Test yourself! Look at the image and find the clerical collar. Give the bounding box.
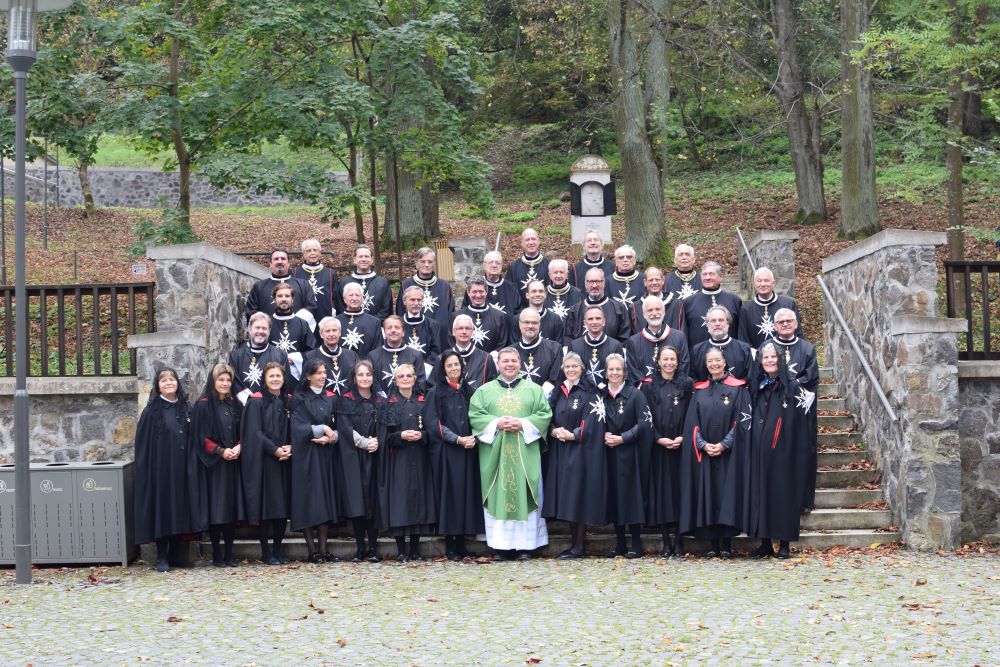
[403,312,425,326]
[518,336,541,350]
[585,295,608,307]
[413,273,438,288]
[643,325,671,342]
[466,302,490,313]
[701,287,722,296]
[270,273,291,282]
[499,377,522,389]
[612,270,640,283]
[320,344,342,358]
[301,263,324,274]
[775,335,798,345]
[344,308,363,316]
[248,342,269,353]
[709,335,733,347]
[547,282,571,296]
[382,343,407,352]
[159,395,178,404]
[485,276,505,288]
[583,255,606,266]
[352,270,377,280]
[674,269,697,282]
[584,333,608,347]
[454,344,475,357]
[755,293,777,306]
[519,253,543,267]
[273,312,294,321]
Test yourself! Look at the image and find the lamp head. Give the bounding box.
[7,0,73,61]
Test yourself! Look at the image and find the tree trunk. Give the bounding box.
[839,0,880,239]
[946,0,965,260]
[368,146,381,268]
[608,0,667,261]
[421,182,439,238]
[168,28,192,228]
[77,161,96,219]
[384,156,425,248]
[771,0,827,224]
[961,5,988,138]
[643,0,671,177]
[342,121,365,243]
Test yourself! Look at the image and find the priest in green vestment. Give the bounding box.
[469,347,553,559]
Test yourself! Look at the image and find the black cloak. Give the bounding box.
[640,374,693,526]
[288,383,341,530]
[336,389,379,521]
[191,376,243,527]
[375,390,437,535]
[602,383,652,526]
[240,389,292,525]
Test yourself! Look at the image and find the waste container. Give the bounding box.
[0,461,136,567]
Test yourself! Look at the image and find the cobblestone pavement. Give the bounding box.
[1,549,998,665]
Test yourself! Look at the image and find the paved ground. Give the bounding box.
[1,549,998,665]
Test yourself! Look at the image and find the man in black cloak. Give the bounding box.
[370,315,427,394]
[626,294,689,385]
[245,248,317,329]
[564,267,632,345]
[691,305,755,382]
[455,278,510,353]
[684,261,743,350]
[544,259,583,324]
[571,229,615,289]
[738,267,801,349]
[663,243,702,302]
[568,306,623,390]
[514,308,564,391]
[432,314,498,392]
[304,316,360,396]
[469,250,521,314]
[337,244,393,319]
[518,280,564,344]
[228,312,291,404]
[633,266,686,335]
[506,227,549,307]
[606,244,645,313]
[268,282,316,381]
[396,246,454,328]
[337,282,382,358]
[292,238,337,323]
[399,285,447,367]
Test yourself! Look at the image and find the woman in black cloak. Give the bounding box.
[289,358,340,563]
[542,351,607,559]
[133,367,194,572]
[426,350,484,561]
[240,361,292,565]
[376,363,436,562]
[602,353,652,558]
[336,360,381,563]
[747,342,812,559]
[640,345,693,558]
[678,347,752,558]
[192,362,243,567]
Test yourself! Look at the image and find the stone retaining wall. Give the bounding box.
[738,230,798,298]
[822,230,967,549]
[956,362,1000,542]
[0,377,138,463]
[5,166,346,209]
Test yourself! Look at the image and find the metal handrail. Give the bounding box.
[816,274,898,422]
[0,163,58,187]
[735,226,757,275]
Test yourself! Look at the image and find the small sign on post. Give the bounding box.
[130,263,148,276]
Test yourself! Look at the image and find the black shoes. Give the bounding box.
[492,550,511,561]
[753,544,775,560]
[351,550,366,563]
[366,549,380,563]
[446,550,462,562]
[155,559,169,573]
[776,546,791,559]
[395,553,408,563]
[515,550,531,561]
[557,548,585,560]
[308,552,325,564]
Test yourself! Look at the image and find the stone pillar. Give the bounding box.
[956,361,1000,543]
[821,230,966,550]
[127,243,268,403]
[738,230,799,297]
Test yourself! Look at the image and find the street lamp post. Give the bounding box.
[6,0,73,585]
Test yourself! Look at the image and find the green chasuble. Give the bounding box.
[469,378,553,521]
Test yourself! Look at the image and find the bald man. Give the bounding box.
[507,227,550,307]
[738,267,801,348]
[663,244,702,301]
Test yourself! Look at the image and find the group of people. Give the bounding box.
[133,228,819,570]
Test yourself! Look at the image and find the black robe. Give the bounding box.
[564,296,632,345]
[396,273,455,329]
[746,356,810,541]
[455,303,510,353]
[572,256,615,290]
[640,375,692,526]
[430,345,498,393]
[690,336,755,383]
[426,382,485,535]
[336,390,379,521]
[133,395,194,544]
[376,391,437,535]
[606,270,645,314]
[633,293,686,336]
[568,333,623,390]
[402,312,446,367]
[544,282,583,324]
[737,293,801,349]
[339,271,393,320]
[516,337,564,387]
[769,335,819,510]
[192,392,243,527]
[228,343,291,403]
[268,313,316,357]
[678,375,752,539]
[625,326,690,386]
[463,277,521,315]
[240,391,291,524]
[370,344,427,395]
[289,388,340,530]
[292,263,338,323]
[246,275,317,323]
[603,384,652,526]
[664,269,702,303]
[336,310,382,358]
[541,380,608,525]
[507,253,550,306]
[683,288,743,350]
[511,307,564,345]
[303,345,359,397]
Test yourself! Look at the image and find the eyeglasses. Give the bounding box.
[775,319,795,325]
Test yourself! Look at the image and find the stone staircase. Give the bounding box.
[174,369,899,564]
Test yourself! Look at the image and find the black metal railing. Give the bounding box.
[0,283,156,377]
[945,261,1000,360]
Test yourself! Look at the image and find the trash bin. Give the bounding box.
[0,461,136,567]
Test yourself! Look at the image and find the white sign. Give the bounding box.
[131,263,148,276]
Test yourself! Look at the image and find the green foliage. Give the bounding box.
[511,164,567,188]
[498,210,539,223]
[497,222,526,234]
[128,206,199,257]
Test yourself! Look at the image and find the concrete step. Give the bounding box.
[817,383,841,398]
[817,469,879,488]
[814,488,883,509]
[820,367,834,382]
[817,449,868,467]
[167,528,901,564]
[818,397,846,411]
[818,414,855,431]
[800,508,891,531]
[818,432,861,448]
